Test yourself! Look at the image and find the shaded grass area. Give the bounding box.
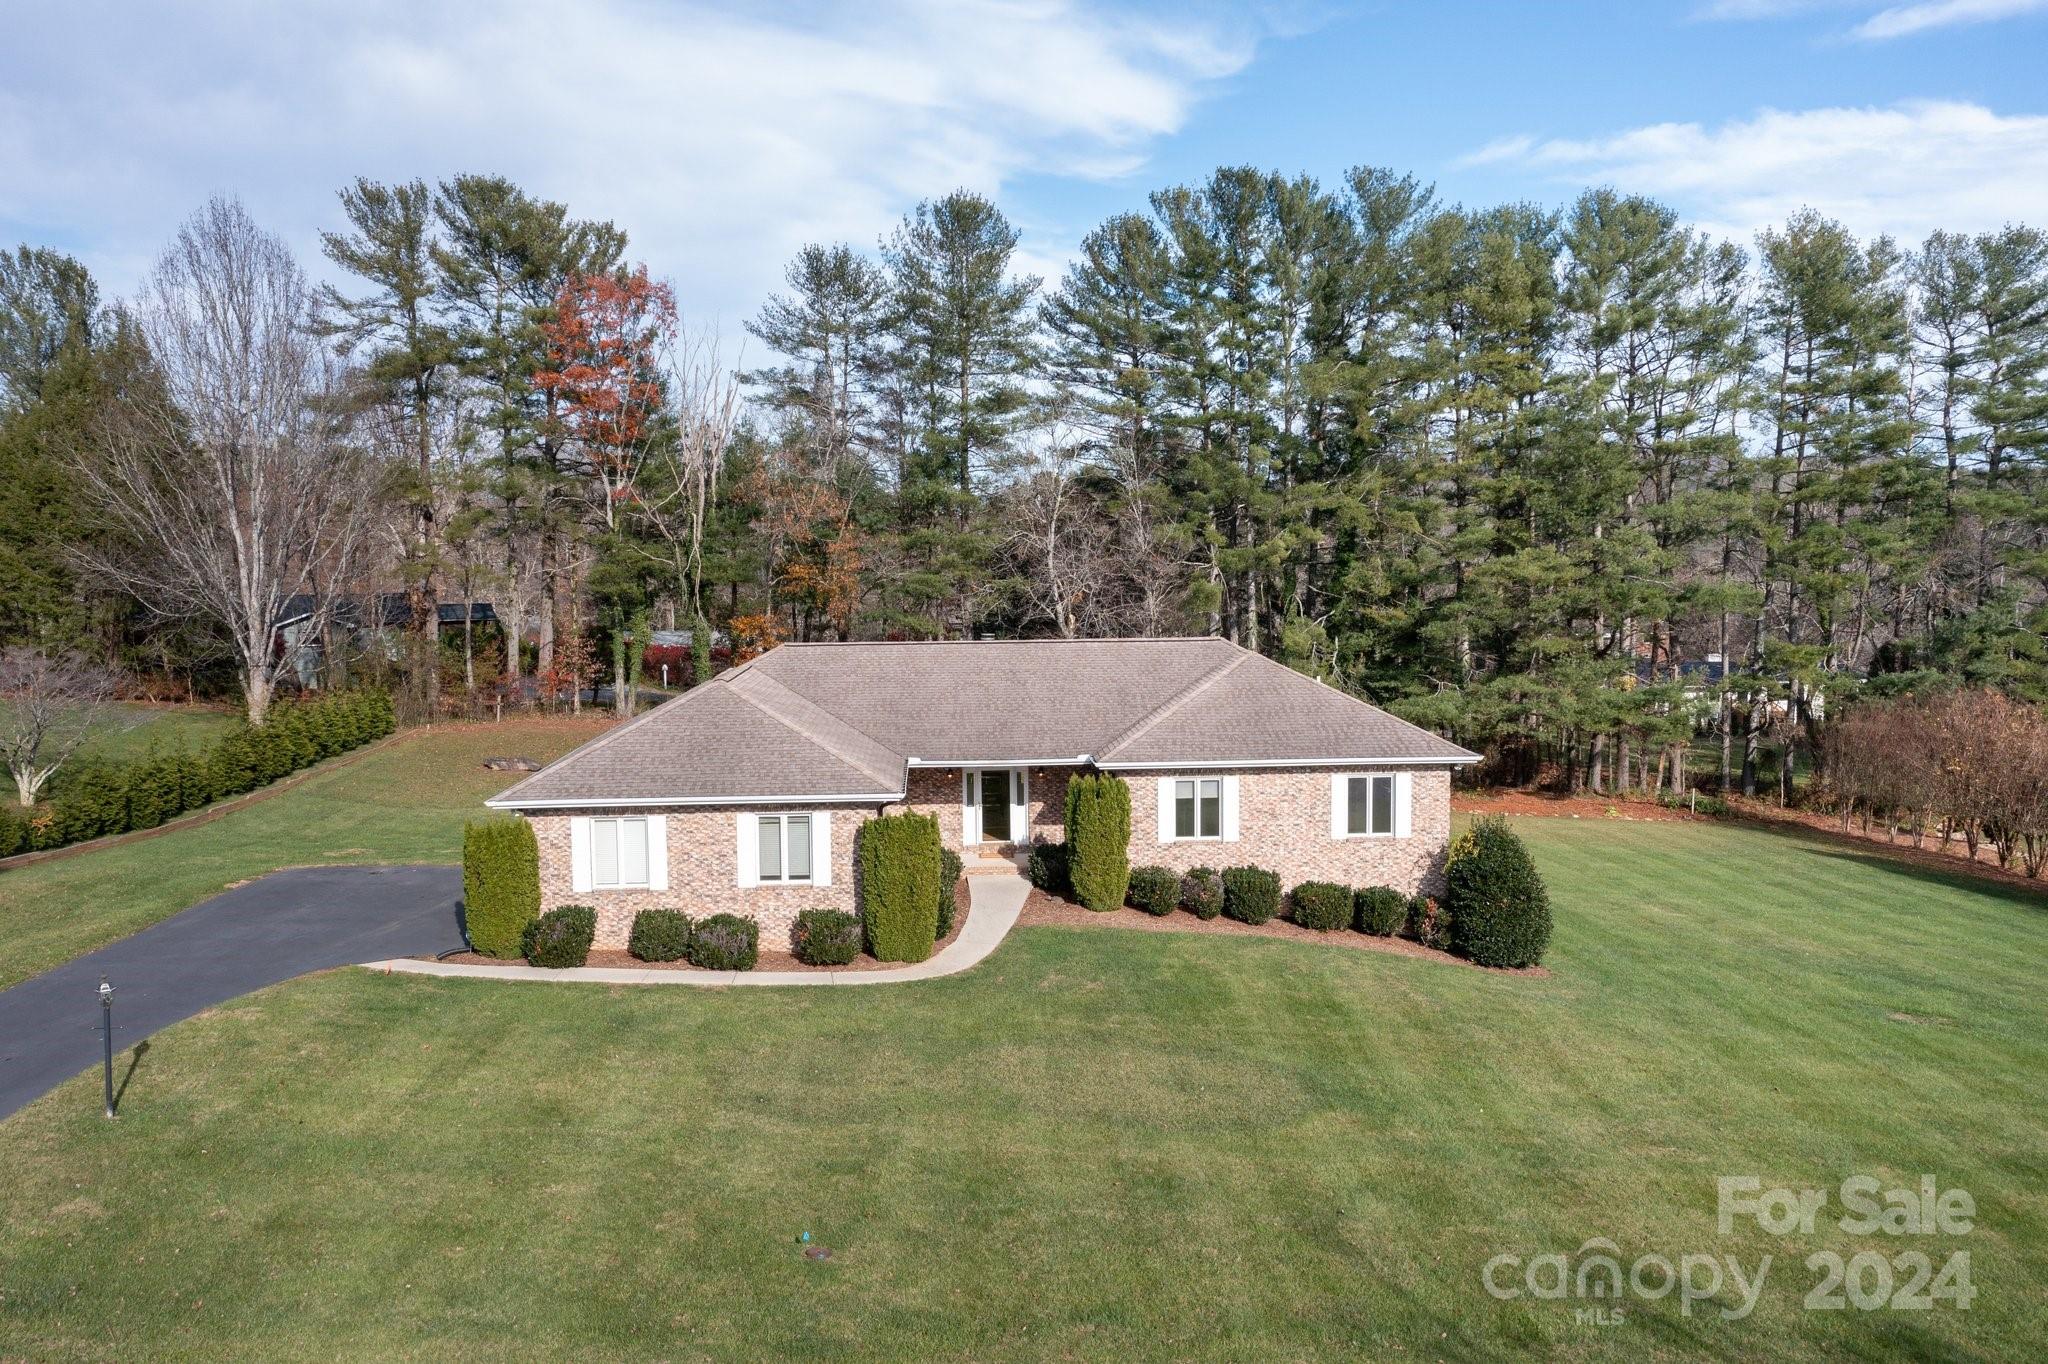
[0,701,240,780]
[3,819,2044,1361]
[0,717,606,989]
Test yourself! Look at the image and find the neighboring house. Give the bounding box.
[273,594,499,687]
[486,638,1479,950]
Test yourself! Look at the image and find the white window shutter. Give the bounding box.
[1157,777,1175,843]
[569,816,593,893]
[736,812,759,887]
[961,771,976,845]
[812,811,833,887]
[646,815,669,891]
[1394,772,1413,837]
[1222,775,1241,842]
[1330,774,1347,838]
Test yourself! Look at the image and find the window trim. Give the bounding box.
[1156,773,1238,844]
[591,815,653,888]
[1333,772,1409,840]
[755,812,815,884]
[1170,777,1223,842]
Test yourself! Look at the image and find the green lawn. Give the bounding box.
[0,699,241,771]
[0,716,607,990]
[1,814,2042,1361]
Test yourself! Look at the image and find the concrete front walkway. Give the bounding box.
[363,872,1031,986]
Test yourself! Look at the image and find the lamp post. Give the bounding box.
[98,976,115,1119]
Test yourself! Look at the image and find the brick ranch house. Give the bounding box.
[486,638,1479,950]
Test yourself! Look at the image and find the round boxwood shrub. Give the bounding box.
[463,817,541,958]
[1444,816,1551,967]
[523,905,595,968]
[628,909,693,962]
[1064,773,1131,911]
[791,908,861,966]
[1180,867,1223,919]
[688,913,760,971]
[1026,841,1070,896]
[937,847,963,938]
[1290,881,1352,931]
[1126,865,1179,916]
[1354,885,1407,936]
[1221,866,1281,925]
[859,812,941,962]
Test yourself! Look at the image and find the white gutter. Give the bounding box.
[1096,755,1479,770]
[905,756,1092,767]
[485,790,906,810]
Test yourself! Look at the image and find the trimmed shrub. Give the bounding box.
[463,818,541,958]
[1026,840,1070,896]
[1290,881,1352,931]
[523,905,595,968]
[1403,894,1447,948]
[1221,866,1281,925]
[0,805,21,858]
[792,908,862,966]
[859,812,941,962]
[1354,885,1407,936]
[1445,816,1551,968]
[688,913,760,971]
[937,847,963,938]
[628,909,693,962]
[59,759,128,843]
[1180,866,1223,919]
[1064,773,1131,911]
[1126,865,1179,916]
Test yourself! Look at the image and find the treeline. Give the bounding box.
[2,167,2044,797]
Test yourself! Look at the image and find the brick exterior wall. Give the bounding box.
[899,765,1072,853]
[1122,766,1451,896]
[516,764,1450,950]
[528,804,877,951]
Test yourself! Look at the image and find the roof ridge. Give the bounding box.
[487,677,729,805]
[725,669,905,787]
[1095,646,1253,762]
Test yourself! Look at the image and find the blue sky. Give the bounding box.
[4,0,2045,330]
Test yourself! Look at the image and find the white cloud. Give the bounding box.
[0,0,1260,324]
[1852,0,2048,37]
[1459,100,2048,246]
[1694,0,2048,34]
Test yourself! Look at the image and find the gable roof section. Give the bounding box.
[1094,648,1475,767]
[489,637,1476,809]
[739,637,1242,762]
[485,681,907,808]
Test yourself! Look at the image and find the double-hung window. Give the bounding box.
[756,813,813,883]
[592,816,651,888]
[1344,775,1396,837]
[1172,778,1222,840]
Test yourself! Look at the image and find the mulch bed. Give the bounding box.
[1016,888,1549,977]
[432,878,975,972]
[1453,790,1697,822]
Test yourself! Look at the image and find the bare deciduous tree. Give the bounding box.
[75,197,374,725]
[0,646,120,805]
[637,328,743,618]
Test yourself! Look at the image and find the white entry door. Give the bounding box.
[963,768,1028,845]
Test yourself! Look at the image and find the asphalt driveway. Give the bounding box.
[0,865,464,1121]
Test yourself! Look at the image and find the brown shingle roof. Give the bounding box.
[489,638,1476,808]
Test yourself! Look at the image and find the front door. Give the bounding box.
[966,768,1024,845]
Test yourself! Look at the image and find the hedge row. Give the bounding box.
[0,690,395,859]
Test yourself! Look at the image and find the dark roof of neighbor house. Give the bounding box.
[488,638,1478,809]
[272,594,496,630]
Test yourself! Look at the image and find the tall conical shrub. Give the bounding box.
[859,812,941,962]
[463,817,541,958]
[1064,773,1131,911]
